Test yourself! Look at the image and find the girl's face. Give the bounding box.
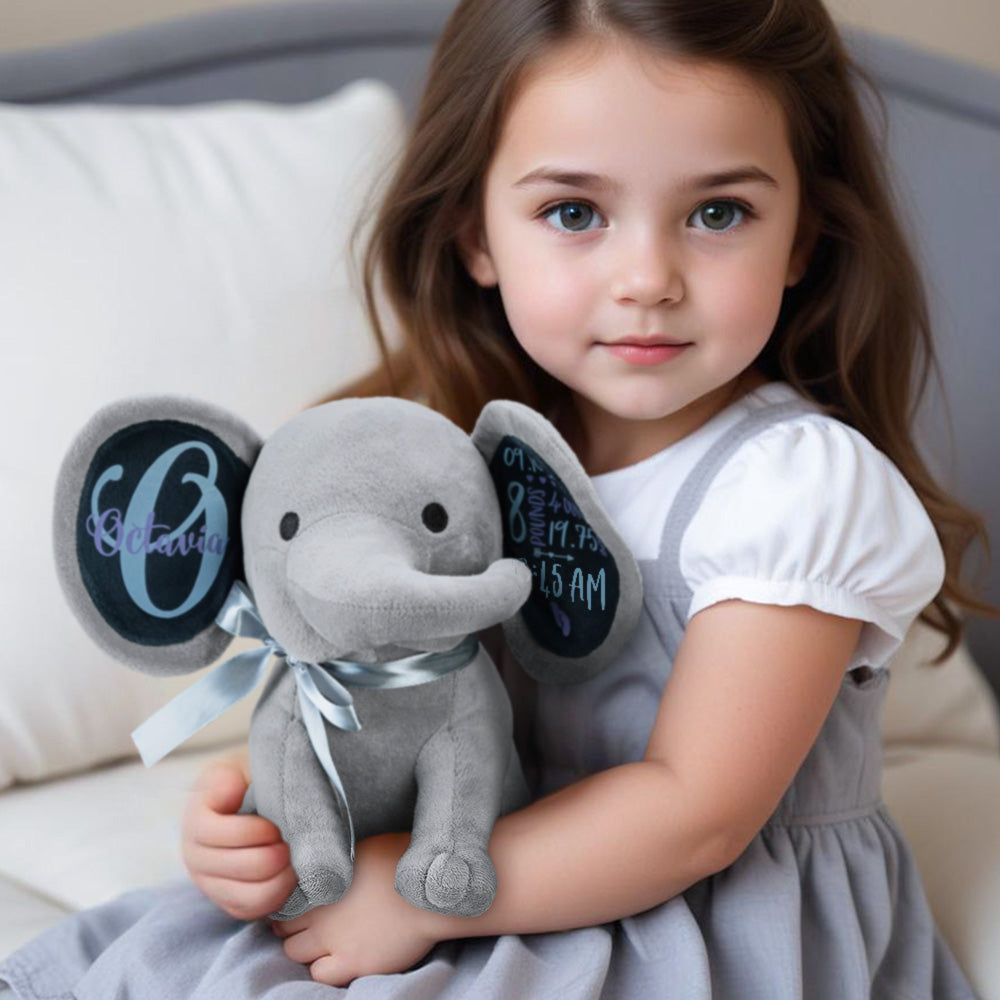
[458,35,816,472]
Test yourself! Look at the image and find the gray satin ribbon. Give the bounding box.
[131,580,480,860]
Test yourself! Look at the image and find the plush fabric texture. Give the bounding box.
[53,396,262,676]
[51,394,644,920]
[0,79,407,787]
[472,401,643,685]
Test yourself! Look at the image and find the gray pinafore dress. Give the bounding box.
[0,397,979,999]
[519,396,980,998]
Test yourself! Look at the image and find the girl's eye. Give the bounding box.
[538,197,756,236]
[690,199,756,234]
[538,201,605,234]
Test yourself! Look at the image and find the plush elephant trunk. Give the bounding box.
[285,517,533,656]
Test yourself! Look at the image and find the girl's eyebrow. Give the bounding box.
[512,164,780,193]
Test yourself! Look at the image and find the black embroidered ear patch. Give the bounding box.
[489,435,620,658]
[75,419,251,647]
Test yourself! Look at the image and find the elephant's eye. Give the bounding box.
[421,502,448,533]
[279,512,300,541]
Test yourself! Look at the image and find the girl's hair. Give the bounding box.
[325,0,998,664]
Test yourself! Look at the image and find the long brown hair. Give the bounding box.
[324,0,999,664]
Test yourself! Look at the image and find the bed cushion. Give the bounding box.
[883,615,1000,757]
[0,743,229,961]
[881,743,1000,996]
[0,79,406,788]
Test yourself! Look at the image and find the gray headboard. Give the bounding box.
[2,0,998,702]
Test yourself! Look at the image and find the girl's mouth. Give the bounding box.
[603,342,691,366]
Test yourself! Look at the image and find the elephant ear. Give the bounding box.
[472,400,642,684]
[52,395,261,676]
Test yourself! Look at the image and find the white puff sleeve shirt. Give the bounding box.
[682,417,946,672]
[591,386,947,675]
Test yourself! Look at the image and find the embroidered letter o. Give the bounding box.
[92,441,228,619]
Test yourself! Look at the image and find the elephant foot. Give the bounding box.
[395,842,497,917]
[268,862,352,921]
[268,883,311,921]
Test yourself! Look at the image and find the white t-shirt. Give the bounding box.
[589,381,946,674]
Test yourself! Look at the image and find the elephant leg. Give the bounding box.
[500,745,532,814]
[237,779,320,920]
[394,719,507,918]
[248,673,353,921]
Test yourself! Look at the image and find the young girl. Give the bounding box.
[2,0,994,997]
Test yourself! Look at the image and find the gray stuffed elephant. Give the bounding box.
[52,395,642,920]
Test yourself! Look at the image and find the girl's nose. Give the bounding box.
[610,230,683,306]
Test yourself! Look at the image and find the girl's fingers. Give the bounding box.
[186,806,285,849]
[269,913,310,937]
[184,838,291,883]
[196,761,251,813]
[281,929,325,965]
[192,867,300,923]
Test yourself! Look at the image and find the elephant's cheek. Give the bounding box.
[243,550,328,661]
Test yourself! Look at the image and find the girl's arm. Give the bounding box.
[425,599,863,940]
[427,759,731,939]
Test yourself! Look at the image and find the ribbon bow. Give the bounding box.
[131,580,480,860]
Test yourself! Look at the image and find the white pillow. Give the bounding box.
[883,613,1000,758]
[0,80,407,788]
[881,745,1000,998]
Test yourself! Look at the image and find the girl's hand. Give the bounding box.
[181,757,299,921]
[269,832,442,986]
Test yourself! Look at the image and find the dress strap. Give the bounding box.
[652,397,822,604]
